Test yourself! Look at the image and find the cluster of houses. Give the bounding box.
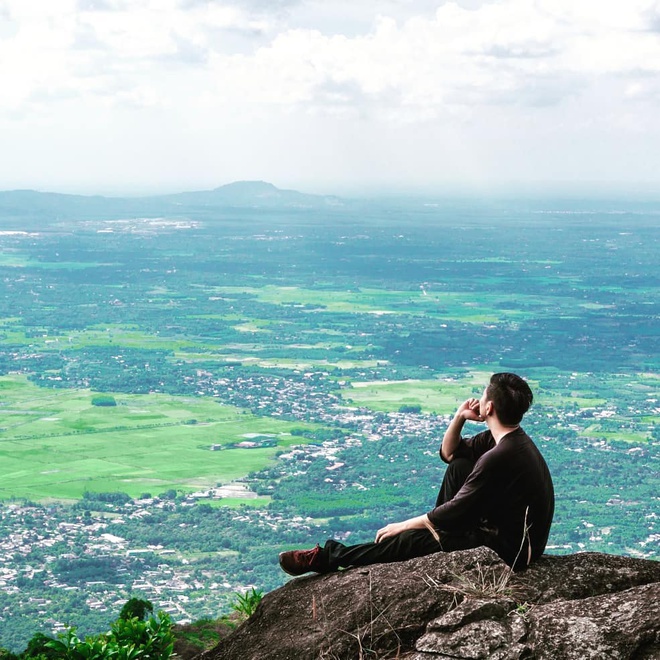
[0,500,257,633]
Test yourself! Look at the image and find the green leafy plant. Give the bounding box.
[44,628,108,660]
[44,611,174,660]
[231,588,263,620]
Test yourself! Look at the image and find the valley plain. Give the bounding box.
[0,188,657,649]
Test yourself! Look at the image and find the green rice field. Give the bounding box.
[203,284,582,324]
[345,368,497,413]
[0,375,316,501]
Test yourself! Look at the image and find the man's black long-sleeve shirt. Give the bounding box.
[427,427,554,569]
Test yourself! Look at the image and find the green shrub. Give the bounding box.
[91,395,117,407]
[0,647,19,660]
[44,612,174,660]
[119,599,154,622]
[398,404,421,413]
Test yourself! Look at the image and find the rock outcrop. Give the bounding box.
[202,548,660,659]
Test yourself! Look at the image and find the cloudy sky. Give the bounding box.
[1,0,660,195]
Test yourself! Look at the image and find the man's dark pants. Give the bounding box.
[320,457,485,571]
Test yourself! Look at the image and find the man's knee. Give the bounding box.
[437,457,475,505]
[446,457,474,482]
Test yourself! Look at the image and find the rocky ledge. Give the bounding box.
[202,548,659,659]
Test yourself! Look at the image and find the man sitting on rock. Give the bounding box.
[279,372,554,575]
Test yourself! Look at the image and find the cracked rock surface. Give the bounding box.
[200,548,660,660]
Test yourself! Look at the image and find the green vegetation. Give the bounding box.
[347,377,478,413]
[118,599,154,622]
[0,376,321,500]
[171,618,233,659]
[91,395,117,407]
[0,599,173,660]
[230,588,263,621]
[0,196,657,651]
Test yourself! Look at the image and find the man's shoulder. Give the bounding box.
[494,428,551,471]
[462,430,496,459]
[479,429,530,463]
[500,427,535,446]
[451,430,494,463]
[466,429,495,446]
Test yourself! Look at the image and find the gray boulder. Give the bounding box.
[201,548,660,659]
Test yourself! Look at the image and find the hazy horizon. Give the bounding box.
[3,179,660,203]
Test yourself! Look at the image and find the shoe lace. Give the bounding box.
[299,544,321,567]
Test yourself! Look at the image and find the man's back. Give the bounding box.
[476,428,554,566]
[429,427,554,569]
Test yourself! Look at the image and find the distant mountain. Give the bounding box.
[0,181,343,224]
[161,180,342,209]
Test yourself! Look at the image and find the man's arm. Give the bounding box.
[375,514,432,543]
[373,400,486,544]
[441,398,483,462]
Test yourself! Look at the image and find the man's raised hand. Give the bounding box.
[459,398,483,422]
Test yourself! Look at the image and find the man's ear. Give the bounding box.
[484,401,494,417]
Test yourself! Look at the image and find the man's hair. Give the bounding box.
[486,372,533,426]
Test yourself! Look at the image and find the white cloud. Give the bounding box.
[1,0,659,191]
[4,0,660,117]
[189,0,660,125]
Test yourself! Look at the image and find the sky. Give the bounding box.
[1,0,660,196]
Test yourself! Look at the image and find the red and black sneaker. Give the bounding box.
[279,544,326,576]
